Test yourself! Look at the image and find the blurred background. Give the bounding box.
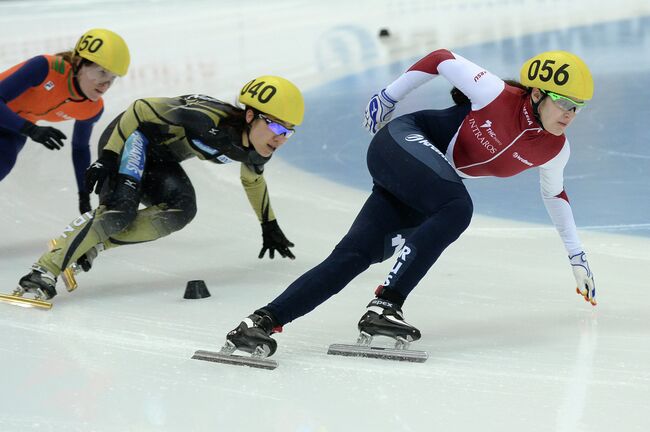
[1,1,649,431]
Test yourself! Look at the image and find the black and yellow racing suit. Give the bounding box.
[38,94,279,277]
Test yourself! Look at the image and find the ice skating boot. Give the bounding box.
[17,265,58,300]
[192,310,281,370]
[225,310,279,357]
[0,266,57,309]
[357,298,421,347]
[327,295,427,362]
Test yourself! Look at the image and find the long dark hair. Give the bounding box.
[214,103,248,133]
[220,104,274,136]
[177,95,250,135]
[450,79,530,105]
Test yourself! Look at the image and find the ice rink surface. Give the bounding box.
[1,1,649,431]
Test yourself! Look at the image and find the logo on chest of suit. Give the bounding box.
[44,81,55,91]
[469,117,503,154]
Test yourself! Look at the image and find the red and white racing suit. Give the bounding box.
[385,49,583,255]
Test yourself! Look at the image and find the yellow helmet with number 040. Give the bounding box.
[520,51,593,101]
[238,76,304,125]
[74,28,130,76]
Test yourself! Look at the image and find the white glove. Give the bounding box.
[569,251,596,306]
[363,89,398,134]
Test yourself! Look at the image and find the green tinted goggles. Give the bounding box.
[542,90,586,112]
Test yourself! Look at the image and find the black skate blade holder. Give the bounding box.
[191,343,278,370]
[327,332,428,363]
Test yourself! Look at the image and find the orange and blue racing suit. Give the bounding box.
[0,54,104,195]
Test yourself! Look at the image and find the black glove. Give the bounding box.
[85,151,120,194]
[78,191,91,214]
[258,220,295,260]
[19,121,66,150]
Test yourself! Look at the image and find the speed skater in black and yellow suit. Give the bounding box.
[13,75,304,302]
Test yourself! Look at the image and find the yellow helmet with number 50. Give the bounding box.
[74,28,130,76]
[238,75,304,125]
[520,51,593,101]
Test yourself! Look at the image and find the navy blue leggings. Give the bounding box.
[264,106,474,326]
[0,129,27,181]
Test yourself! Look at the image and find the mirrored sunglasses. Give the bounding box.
[258,114,295,138]
[542,90,586,113]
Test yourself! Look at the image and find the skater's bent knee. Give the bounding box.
[443,196,473,239]
[453,195,473,230]
[96,207,138,236]
[329,246,373,271]
[163,197,197,233]
[178,197,197,225]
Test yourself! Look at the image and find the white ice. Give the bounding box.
[1,1,649,431]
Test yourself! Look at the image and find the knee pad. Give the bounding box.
[96,174,143,236]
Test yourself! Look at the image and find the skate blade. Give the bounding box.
[191,350,278,370]
[327,343,428,363]
[0,293,52,310]
[61,267,78,292]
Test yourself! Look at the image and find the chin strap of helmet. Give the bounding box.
[70,57,90,100]
[71,77,88,100]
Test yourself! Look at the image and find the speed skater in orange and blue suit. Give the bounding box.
[0,28,130,213]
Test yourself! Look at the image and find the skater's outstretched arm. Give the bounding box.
[240,163,295,259]
[539,143,596,305]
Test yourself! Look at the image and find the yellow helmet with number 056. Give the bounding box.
[238,76,304,125]
[520,51,593,101]
[74,28,130,76]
